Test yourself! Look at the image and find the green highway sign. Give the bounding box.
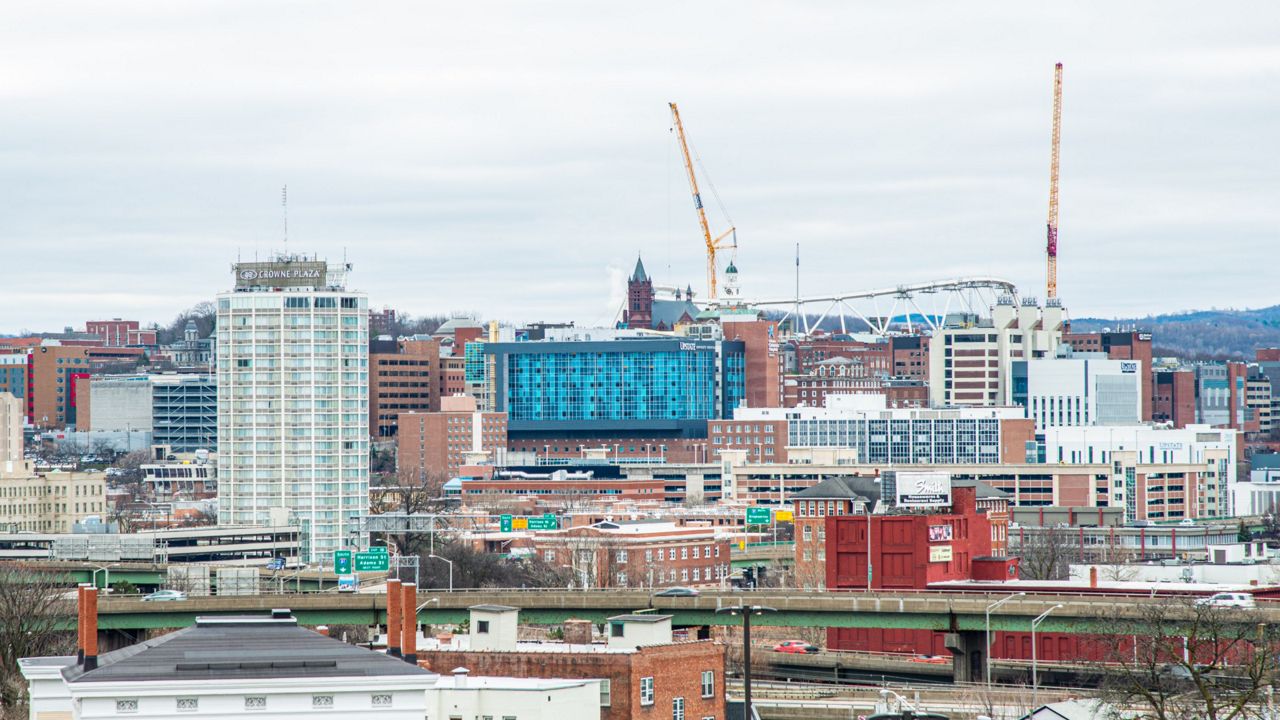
[500,513,558,532]
[355,551,390,572]
[745,507,772,525]
[527,514,559,531]
[333,549,352,574]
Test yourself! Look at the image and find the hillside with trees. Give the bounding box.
[1072,305,1280,360]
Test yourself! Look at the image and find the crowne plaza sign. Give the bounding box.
[234,260,327,289]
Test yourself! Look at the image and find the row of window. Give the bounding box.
[115,694,392,713]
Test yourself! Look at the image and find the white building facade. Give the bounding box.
[216,257,369,560]
[1018,353,1143,428]
[1043,424,1238,517]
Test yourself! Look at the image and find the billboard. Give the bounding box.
[929,546,953,563]
[927,525,953,542]
[895,471,952,508]
[234,260,327,289]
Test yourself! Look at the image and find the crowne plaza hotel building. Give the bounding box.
[215,257,368,560]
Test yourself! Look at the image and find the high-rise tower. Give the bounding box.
[216,255,369,561]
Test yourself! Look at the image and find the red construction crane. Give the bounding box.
[1046,63,1063,299]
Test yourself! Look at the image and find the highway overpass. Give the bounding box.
[92,588,1275,636]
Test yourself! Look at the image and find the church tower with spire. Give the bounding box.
[624,255,654,329]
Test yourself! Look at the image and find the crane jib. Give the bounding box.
[694,194,703,210]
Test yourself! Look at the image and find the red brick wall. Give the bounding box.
[723,320,782,409]
[416,641,725,720]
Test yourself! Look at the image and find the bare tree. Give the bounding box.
[371,468,450,556]
[1093,597,1280,720]
[1012,525,1082,580]
[0,566,75,718]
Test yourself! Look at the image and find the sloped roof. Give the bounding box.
[631,256,649,283]
[66,615,434,683]
[791,476,882,502]
[653,299,698,328]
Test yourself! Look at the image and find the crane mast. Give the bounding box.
[669,102,735,301]
[1046,62,1063,300]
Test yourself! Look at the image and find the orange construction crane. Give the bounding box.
[669,102,735,301]
[1045,63,1063,300]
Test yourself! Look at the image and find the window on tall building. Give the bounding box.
[640,677,654,705]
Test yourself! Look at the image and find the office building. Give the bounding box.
[731,395,1035,465]
[369,337,439,437]
[215,256,369,560]
[1014,352,1143,428]
[88,374,217,452]
[1063,330,1153,421]
[397,395,508,479]
[0,343,93,429]
[483,338,745,445]
[1042,424,1237,518]
[927,297,1066,407]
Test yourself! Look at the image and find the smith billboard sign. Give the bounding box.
[895,471,952,508]
[234,261,327,289]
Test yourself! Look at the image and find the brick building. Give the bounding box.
[1153,368,1197,428]
[416,606,725,720]
[890,335,930,380]
[397,396,507,479]
[85,319,156,348]
[707,418,788,464]
[821,483,1015,654]
[721,317,782,409]
[437,355,468,402]
[6,344,93,428]
[370,337,439,437]
[532,520,731,589]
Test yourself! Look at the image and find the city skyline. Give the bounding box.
[1,2,1276,334]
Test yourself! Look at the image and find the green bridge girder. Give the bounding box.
[81,589,1261,637]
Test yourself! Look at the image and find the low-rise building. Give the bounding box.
[417,605,724,720]
[531,520,730,589]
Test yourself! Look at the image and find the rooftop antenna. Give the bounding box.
[794,242,801,337]
[281,185,289,257]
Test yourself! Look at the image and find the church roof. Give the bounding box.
[631,256,649,283]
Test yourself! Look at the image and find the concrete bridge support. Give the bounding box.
[944,631,985,683]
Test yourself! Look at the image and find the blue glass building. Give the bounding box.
[485,338,745,438]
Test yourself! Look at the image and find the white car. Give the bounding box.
[1195,592,1255,609]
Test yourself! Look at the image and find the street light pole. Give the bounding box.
[985,591,1025,688]
[428,554,454,592]
[1031,604,1064,709]
[716,605,776,720]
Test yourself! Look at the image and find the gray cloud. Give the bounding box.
[0,1,1276,333]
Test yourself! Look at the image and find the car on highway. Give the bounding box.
[1195,592,1255,609]
[653,586,699,597]
[141,589,187,602]
[910,654,951,664]
[772,640,819,654]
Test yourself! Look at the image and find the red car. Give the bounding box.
[772,640,819,654]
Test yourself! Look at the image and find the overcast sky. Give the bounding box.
[1,2,1276,334]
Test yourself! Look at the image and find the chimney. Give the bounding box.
[563,618,593,645]
[82,586,99,671]
[316,625,330,637]
[387,579,402,657]
[76,584,88,663]
[452,666,469,689]
[401,582,417,664]
[1089,566,1098,589]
